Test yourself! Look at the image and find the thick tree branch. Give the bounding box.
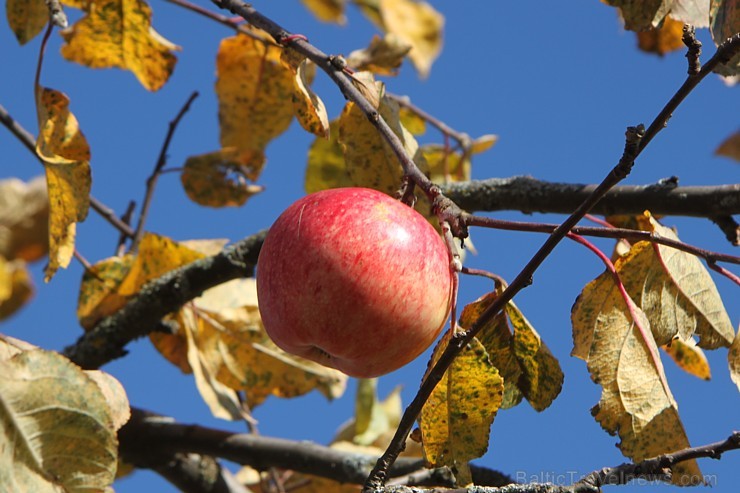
[442,177,740,218]
[119,408,511,488]
[62,231,266,369]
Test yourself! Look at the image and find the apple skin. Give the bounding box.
[256,187,452,378]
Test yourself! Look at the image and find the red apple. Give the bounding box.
[256,187,453,378]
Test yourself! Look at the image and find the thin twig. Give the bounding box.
[386,93,471,148]
[0,104,135,238]
[130,90,199,252]
[116,201,136,256]
[166,0,279,44]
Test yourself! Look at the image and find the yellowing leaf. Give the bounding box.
[419,332,503,486]
[572,269,701,484]
[347,34,413,75]
[85,369,131,430]
[77,254,134,329]
[281,55,330,139]
[332,379,404,447]
[191,279,347,407]
[0,257,34,321]
[216,33,295,180]
[710,0,740,77]
[637,16,686,56]
[300,0,346,24]
[422,145,470,184]
[305,120,352,194]
[470,134,499,155]
[181,148,264,207]
[0,176,49,263]
[662,337,711,380]
[606,0,671,30]
[337,95,425,195]
[729,329,740,392]
[618,213,735,349]
[60,0,179,91]
[6,0,48,44]
[507,299,564,412]
[0,349,127,492]
[398,106,426,135]
[378,0,444,78]
[459,292,523,409]
[35,87,91,282]
[715,130,740,162]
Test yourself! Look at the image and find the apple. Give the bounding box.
[256,187,453,378]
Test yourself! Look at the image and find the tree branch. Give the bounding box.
[442,177,740,219]
[62,230,266,369]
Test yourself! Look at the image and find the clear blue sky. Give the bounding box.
[1,1,738,492]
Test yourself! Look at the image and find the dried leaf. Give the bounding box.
[5,0,48,44]
[0,176,49,262]
[618,213,735,349]
[662,337,711,380]
[715,130,740,162]
[637,16,686,55]
[337,94,425,195]
[333,379,404,448]
[347,34,412,75]
[606,0,672,30]
[0,348,126,492]
[216,33,295,180]
[419,332,503,485]
[470,134,499,155]
[378,0,444,78]
[671,0,710,27]
[300,0,346,24]
[710,0,740,77]
[181,148,264,207]
[729,329,740,392]
[282,56,330,139]
[35,87,91,281]
[572,269,701,484]
[60,0,179,91]
[305,120,352,194]
[85,370,131,430]
[77,254,134,330]
[0,257,33,321]
[348,70,384,109]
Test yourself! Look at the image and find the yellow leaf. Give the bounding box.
[305,120,352,194]
[470,134,499,155]
[662,337,711,380]
[419,332,503,485]
[0,257,34,321]
[77,254,134,329]
[459,292,523,409]
[507,299,564,412]
[378,0,444,78]
[347,34,412,75]
[216,33,295,180]
[0,176,49,263]
[398,106,426,135]
[0,348,127,492]
[180,307,247,421]
[337,94,426,195]
[729,329,740,392]
[181,148,264,207]
[636,16,686,56]
[422,144,470,184]
[300,0,346,24]
[192,279,347,407]
[5,0,48,45]
[281,54,330,139]
[572,269,701,484]
[348,70,384,109]
[618,213,735,349]
[60,0,179,91]
[715,130,740,162]
[35,87,91,282]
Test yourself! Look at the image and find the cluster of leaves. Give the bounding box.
[1,0,739,492]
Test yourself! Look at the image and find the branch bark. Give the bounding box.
[62,230,266,369]
[442,177,740,218]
